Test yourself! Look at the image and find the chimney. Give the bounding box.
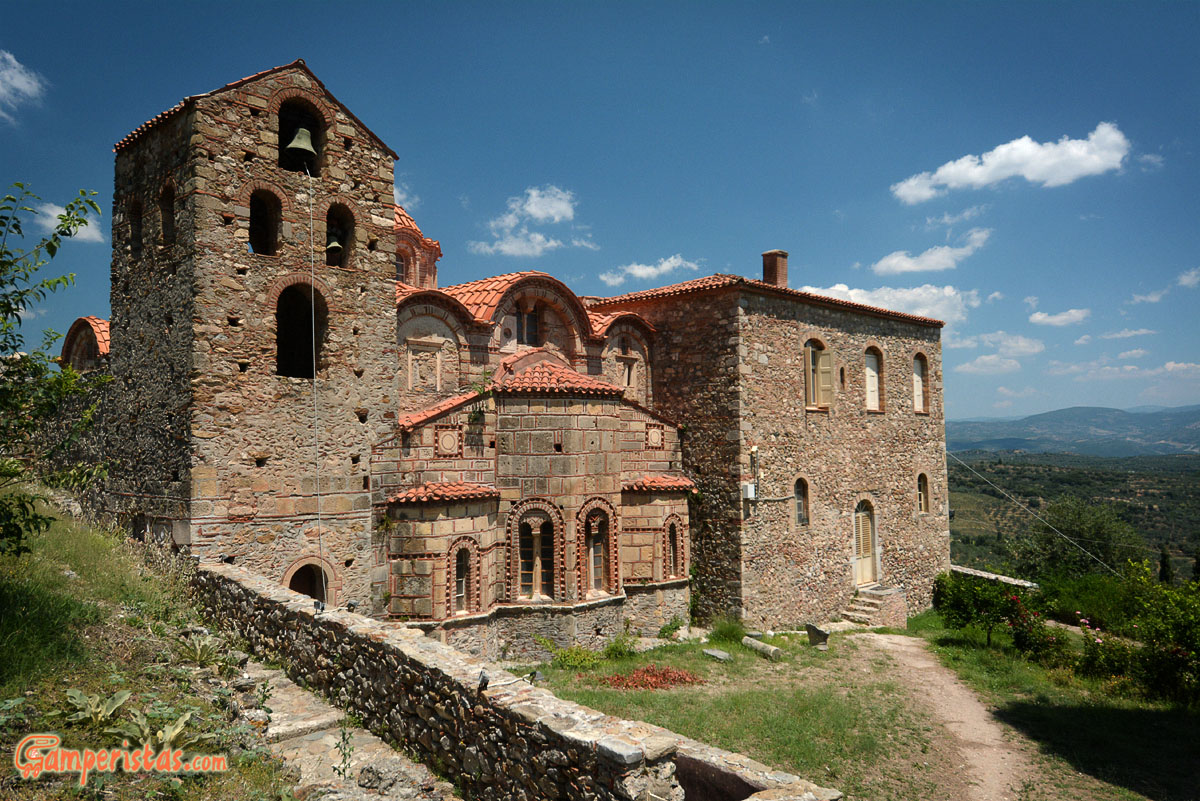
[762,249,788,288]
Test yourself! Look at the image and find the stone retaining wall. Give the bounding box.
[191,560,840,801]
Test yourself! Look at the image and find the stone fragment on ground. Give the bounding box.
[702,648,732,662]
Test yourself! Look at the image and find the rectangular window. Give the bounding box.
[590,536,605,591]
[865,351,881,410]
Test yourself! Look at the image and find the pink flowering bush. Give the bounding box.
[1076,616,1134,678]
[1006,594,1069,665]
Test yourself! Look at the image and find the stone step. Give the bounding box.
[841,610,873,625]
[850,597,882,609]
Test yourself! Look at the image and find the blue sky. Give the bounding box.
[2,1,1198,419]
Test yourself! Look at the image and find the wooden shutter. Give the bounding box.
[804,346,816,406]
[854,510,872,559]
[865,352,880,410]
[817,350,833,407]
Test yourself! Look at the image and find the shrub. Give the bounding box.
[1036,572,1143,637]
[932,571,1011,647]
[708,615,746,644]
[1129,570,1200,703]
[658,616,684,640]
[1006,595,1069,665]
[534,636,603,670]
[1076,618,1135,679]
[603,632,638,661]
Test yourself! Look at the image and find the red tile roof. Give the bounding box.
[494,361,624,397]
[590,274,944,328]
[587,310,655,336]
[61,316,111,363]
[438,271,552,324]
[394,205,423,236]
[397,391,483,432]
[387,482,500,504]
[622,475,697,493]
[114,59,398,159]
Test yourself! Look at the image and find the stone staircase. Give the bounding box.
[840,585,907,628]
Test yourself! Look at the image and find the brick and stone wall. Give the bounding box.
[189,560,841,801]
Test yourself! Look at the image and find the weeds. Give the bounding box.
[332,717,355,780]
[62,688,132,726]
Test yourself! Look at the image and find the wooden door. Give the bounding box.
[854,504,877,585]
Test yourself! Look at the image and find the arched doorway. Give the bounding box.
[288,563,328,602]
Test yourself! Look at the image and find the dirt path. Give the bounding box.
[850,633,1032,801]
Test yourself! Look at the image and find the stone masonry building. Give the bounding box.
[63,61,949,656]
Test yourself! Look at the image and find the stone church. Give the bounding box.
[62,61,949,656]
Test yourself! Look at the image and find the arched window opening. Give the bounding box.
[397,252,410,283]
[794,478,809,527]
[853,501,877,585]
[454,549,470,613]
[516,303,540,346]
[159,185,175,249]
[917,473,930,514]
[804,339,832,408]
[289,563,327,602]
[585,511,610,593]
[278,99,323,175]
[668,523,680,578]
[913,354,929,413]
[518,516,555,600]
[249,190,281,255]
[325,204,354,267]
[129,199,143,260]
[865,348,883,411]
[276,283,328,378]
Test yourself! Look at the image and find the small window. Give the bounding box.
[865,348,883,411]
[667,523,680,578]
[516,305,540,346]
[249,190,281,255]
[518,517,555,600]
[159,185,175,248]
[794,478,809,527]
[804,339,832,408]
[129,199,143,260]
[454,549,470,613]
[278,99,323,176]
[325,204,354,267]
[276,283,328,378]
[917,473,930,514]
[913,354,929,413]
[585,511,610,593]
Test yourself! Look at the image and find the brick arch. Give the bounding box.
[267,273,333,309]
[446,536,481,615]
[236,180,293,216]
[576,497,620,596]
[281,554,342,605]
[268,87,335,127]
[663,513,687,579]
[506,498,566,602]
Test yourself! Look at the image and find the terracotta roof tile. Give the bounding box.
[84,316,111,356]
[494,361,624,397]
[114,59,398,159]
[394,205,423,236]
[587,310,655,336]
[438,271,552,324]
[387,482,500,504]
[622,475,697,492]
[397,391,483,431]
[590,273,944,327]
[395,281,419,304]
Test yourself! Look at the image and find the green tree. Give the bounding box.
[1159,543,1176,584]
[932,571,1011,647]
[1008,497,1142,580]
[1,184,103,555]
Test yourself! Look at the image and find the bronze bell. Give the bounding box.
[285,127,317,156]
[325,235,343,253]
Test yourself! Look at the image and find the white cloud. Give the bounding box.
[34,203,104,243]
[1101,327,1156,339]
[891,122,1130,204]
[393,180,420,210]
[1119,349,1148,359]
[1074,334,1092,345]
[1178,267,1200,289]
[599,254,700,287]
[1023,295,1039,310]
[1137,153,1164,171]
[800,283,981,328]
[1029,308,1090,326]
[1046,357,1200,381]
[1130,288,1168,304]
[956,354,1021,374]
[997,386,1037,398]
[0,51,46,124]
[871,228,990,275]
[986,291,1004,303]
[469,185,591,257]
[978,331,1045,357]
[759,35,770,45]
[926,205,987,229]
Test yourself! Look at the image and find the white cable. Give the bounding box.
[306,162,328,604]
[946,450,1121,577]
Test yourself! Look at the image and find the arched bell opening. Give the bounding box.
[278,98,324,176]
[325,204,354,268]
[288,563,328,602]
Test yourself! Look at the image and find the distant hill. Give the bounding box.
[947,404,1200,457]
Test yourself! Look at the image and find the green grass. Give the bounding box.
[904,609,1200,801]
[0,503,296,800]
[527,635,944,800]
